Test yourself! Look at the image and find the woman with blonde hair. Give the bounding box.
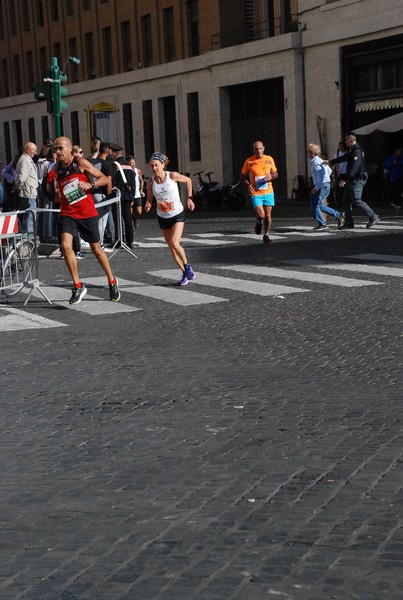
[145,152,196,286]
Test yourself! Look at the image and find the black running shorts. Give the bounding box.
[158,211,185,230]
[60,215,100,244]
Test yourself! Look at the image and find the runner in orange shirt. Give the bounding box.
[240,140,278,244]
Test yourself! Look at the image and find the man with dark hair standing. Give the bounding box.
[89,136,102,159]
[88,141,114,251]
[49,136,120,304]
[329,134,379,229]
[110,143,136,249]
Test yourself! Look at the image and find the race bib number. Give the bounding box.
[158,201,175,212]
[255,175,268,190]
[63,178,87,204]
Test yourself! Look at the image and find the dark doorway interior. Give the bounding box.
[229,78,287,199]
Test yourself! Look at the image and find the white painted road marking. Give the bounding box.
[148,269,310,296]
[288,259,403,278]
[0,306,67,331]
[346,253,403,263]
[216,265,381,287]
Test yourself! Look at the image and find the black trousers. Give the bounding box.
[121,200,134,247]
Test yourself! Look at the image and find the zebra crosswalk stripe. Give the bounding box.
[215,265,381,287]
[86,276,227,306]
[0,306,67,331]
[25,283,140,314]
[148,269,309,296]
[346,253,403,263]
[287,259,403,278]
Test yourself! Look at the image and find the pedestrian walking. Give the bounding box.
[48,136,120,304]
[240,140,278,244]
[145,152,196,286]
[384,146,403,210]
[329,134,379,229]
[307,143,345,230]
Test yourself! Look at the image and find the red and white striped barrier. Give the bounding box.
[0,213,19,236]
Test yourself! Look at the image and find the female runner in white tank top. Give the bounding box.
[145,152,196,286]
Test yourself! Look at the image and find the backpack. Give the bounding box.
[113,161,136,202]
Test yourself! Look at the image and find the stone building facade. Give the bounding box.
[0,0,402,198]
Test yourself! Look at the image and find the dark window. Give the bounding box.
[100,0,108,4]
[13,120,23,152]
[141,14,152,68]
[68,38,79,82]
[36,0,44,26]
[1,59,9,97]
[187,92,201,161]
[66,0,74,17]
[9,0,17,35]
[142,100,154,162]
[266,0,275,37]
[4,121,12,163]
[26,51,34,91]
[82,0,91,10]
[50,0,59,21]
[102,27,113,76]
[53,42,61,62]
[41,115,50,145]
[22,0,30,31]
[39,47,47,77]
[123,103,134,155]
[14,55,22,95]
[121,21,132,71]
[28,117,36,142]
[163,7,175,62]
[0,0,4,40]
[85,32,96,79]
[187,0,199,57]
[71,111,80,145]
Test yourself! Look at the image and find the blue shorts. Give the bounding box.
[251,193,275,208]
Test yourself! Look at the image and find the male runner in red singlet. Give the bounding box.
[49,136,120,304]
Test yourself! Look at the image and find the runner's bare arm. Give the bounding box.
[77,157,109,190]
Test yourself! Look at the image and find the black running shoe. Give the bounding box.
[263,234,272,244]
[69,284,87,305]
[109,279,121,302]
[255,219,263,235]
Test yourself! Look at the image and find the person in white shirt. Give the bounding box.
[145,152,196,286]
[307,143,345,231]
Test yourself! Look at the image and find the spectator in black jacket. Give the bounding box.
[110,143,136,249]
[329,134,379,229]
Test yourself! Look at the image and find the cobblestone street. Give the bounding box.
[1,208,402,599]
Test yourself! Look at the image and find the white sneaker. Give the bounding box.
[80,239,91,250]
[101,245,113,254]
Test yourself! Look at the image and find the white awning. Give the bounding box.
[352,112,403,135]
[355,98,403,112]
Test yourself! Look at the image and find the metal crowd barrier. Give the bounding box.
[0,209,51,305]
[34,187,138,258]
[0,189,136,305]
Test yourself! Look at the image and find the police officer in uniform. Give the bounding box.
[329,133,379,229]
